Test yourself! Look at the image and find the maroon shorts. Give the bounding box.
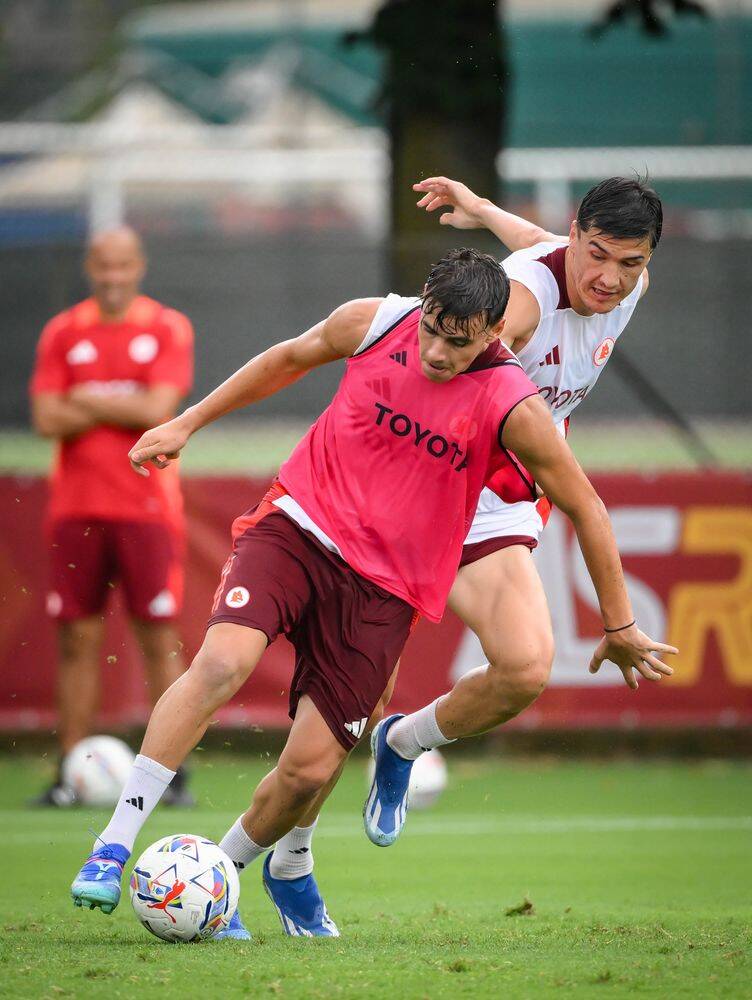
[459,534,537,568]
[47,519,184,622]
[458,498,552,568]
[207,505,416,750]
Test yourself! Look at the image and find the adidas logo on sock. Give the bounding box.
[389,350,407,366]
[289,847,310,855]
[126,796,144,811]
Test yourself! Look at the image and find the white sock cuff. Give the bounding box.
[421,697,455,747]
[387,698,456,760]
[133,754,176,784]
[219,816,269,871]
[295,819,318,834]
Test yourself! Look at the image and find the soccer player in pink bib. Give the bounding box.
[69,248,674,937]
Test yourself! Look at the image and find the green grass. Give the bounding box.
[0,754,750,999]
[1,419,750,475]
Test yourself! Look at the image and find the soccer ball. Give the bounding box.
[130,834,240,943]
[408,748,448,809]
[367,747,448,810]
[61,735,135,805]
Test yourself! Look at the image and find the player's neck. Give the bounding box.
[563,247,594,317]
[94,295,138,323]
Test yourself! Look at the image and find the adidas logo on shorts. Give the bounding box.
[344,718,368,739]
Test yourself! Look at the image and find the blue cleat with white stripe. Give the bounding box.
[363,714,413,847]
[262,853,339,937]
[70,843,130,914]
[214,908,252,941]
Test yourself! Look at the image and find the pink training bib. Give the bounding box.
[279,304,537,620]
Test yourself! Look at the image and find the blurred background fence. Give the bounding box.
[1,1,752,428]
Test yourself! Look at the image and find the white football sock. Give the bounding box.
[97,754,175,852]
[269,820,317,880]
[386,698,455,760]
[219,816,269,872]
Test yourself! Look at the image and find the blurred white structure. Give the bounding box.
[0,122,751,239]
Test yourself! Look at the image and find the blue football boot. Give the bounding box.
[262,854,339,937]
[71,843,130,914]
[363,714,414,847]
[214,908,252,941]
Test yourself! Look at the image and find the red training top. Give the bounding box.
[29,295,194,528]
[278,304,537,621]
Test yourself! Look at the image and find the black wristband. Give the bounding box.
[603,620,636,633]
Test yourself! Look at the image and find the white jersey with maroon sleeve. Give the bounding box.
[464,240,645,549]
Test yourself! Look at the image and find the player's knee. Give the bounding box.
[486,638,553,714]
[190,649,250,699]
[58,621,101,662]
[276,755,339,802]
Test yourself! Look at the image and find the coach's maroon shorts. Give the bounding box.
[47,518,184,622]
[207,504,416,750]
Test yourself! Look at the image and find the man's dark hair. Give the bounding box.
[421,248,510,337]
[577,177,663,250]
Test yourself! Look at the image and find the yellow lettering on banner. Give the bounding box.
[667,508,752,686]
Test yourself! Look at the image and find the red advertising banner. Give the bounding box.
[1,472,750,732]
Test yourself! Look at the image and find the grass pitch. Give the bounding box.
[0,754,750,999]
[1,418,750,475]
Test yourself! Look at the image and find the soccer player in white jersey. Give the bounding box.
[362,174,664,848]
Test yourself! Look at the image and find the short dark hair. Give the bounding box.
[577,177,663,250]
[421,248,510,337]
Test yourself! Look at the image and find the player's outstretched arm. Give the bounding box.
[413,176,564,251]
[128,298,382,476]
[502,395,678,689]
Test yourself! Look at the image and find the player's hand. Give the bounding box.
[589,624,678,690]
[128,416,191,477]
[413,177,486,229]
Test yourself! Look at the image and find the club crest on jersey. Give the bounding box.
[67,339,98,365]
[449,414,478,442]
[593,337,615,367]
[129,334,159,364]
[225,586,250,609]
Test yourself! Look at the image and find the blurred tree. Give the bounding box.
[356,0,507,293]
[589,0,709,37]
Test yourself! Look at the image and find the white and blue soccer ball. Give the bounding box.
[61,735,135,806]
[368,747,449,810]
[130,834,240,943]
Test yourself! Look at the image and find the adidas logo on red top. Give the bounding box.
[538,345,561,367]
[389,350,408,366]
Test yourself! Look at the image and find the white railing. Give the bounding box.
[0,123,749,232]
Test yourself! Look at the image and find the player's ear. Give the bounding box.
[569,220,578,243]
[488,317,505,341]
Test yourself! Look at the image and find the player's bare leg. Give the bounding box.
[217,696,347,938]
[239,696,348,847]
[71,623,267,913]
[139,623,266,767]
[365,546,553,846]
[32,617,105,807]
[133,620,185,703]
[291,676,394,830]
[133,620,193,806]
[437,545,554,736]
[58,617,105,754]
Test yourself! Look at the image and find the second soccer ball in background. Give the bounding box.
[367,748,448,810]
